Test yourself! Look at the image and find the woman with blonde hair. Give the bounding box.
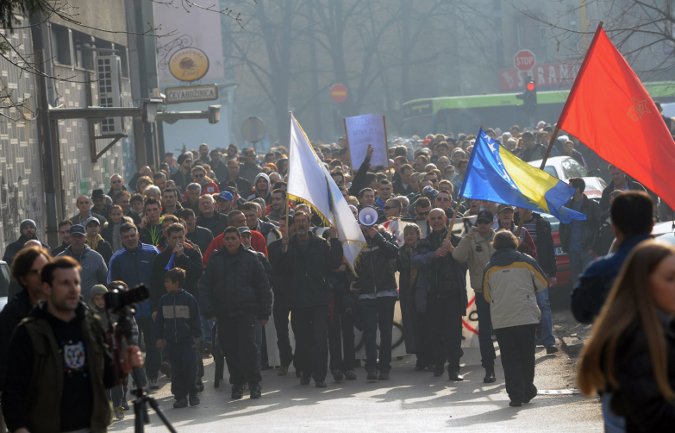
[577,240,675,432]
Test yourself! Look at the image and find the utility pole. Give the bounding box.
[30,10,63,247]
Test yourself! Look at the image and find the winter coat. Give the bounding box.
[482,248,548,330]
[353,231,399,296]
[452,227,495,292]
[279,232,343,308]
[199,245,273,320]
[412,229,467,316]
[155,289,201,345]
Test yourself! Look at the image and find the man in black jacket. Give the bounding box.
[2,220,50,267]
[267,218,295,376]
[413,209,468,381]
[353,224,399,381]
[280,211,342,388]
[0,246,50,400]
[199,227,273,400]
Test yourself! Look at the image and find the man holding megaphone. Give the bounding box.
[352,209,400,382]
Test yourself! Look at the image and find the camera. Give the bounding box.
[104,284,149,312]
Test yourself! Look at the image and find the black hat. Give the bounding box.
[70,224,86,236]
[476,210,493,223]
[92,189,105,199]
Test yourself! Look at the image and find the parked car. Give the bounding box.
[528,156,607,201]
[0,260,10,311]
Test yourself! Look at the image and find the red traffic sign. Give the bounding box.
[513,49,536,72]
[330,83,348,103]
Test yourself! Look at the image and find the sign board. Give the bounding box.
[499,62,579,91]
[330,83,349,103]
[513,49,536,71]
[241,116,266,143]
[165,84,218,104]
[168,47,210,82]
[344,113,388,169]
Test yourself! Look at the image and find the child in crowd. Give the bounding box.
[155,267,202,408]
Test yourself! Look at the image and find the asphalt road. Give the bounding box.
[110,345,602,433]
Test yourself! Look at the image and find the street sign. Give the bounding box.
[513,49,536,71]
[165,84,219,104]
[330,83,348,103]
[241,116,266,143]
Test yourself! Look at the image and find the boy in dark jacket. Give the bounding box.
[155,267,201,408]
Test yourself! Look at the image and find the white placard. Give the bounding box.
[345,113,388,169]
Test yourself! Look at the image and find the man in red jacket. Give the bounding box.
[203,210,267,264]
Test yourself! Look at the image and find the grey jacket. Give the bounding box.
[482,248,548,330]
[451,227,495,292]
[58,245,108,299]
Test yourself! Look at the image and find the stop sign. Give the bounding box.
[330,83,348,103]
[513,49,536,71]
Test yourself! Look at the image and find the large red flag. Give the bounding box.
[557,25,675,208]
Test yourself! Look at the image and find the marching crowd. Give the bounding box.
[1,123,675,432]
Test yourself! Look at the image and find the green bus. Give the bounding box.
[401,81,675,135]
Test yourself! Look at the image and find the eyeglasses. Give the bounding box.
[436,197,451,202]
[416,210,430,217]
[194,174,205,178]
[383,206,400,210]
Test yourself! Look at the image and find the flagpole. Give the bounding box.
[284,111,293,252]
[540,21,604,170]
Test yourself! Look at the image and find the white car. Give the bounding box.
[528,156,606,201]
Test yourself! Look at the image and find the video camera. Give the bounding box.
[104,284,149,313]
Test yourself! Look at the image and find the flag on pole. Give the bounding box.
[287,113,366,270]
[557,25,675,208]
[459,130,586,223]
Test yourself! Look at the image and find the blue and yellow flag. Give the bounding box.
[459,130,586,223]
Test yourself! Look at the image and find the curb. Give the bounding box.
[559,335,585,358]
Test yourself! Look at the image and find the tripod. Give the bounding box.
[132,387,178,433]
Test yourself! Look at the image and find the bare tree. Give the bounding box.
[515,0,674,78]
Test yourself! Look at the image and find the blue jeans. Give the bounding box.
[535,289,555,347]
[601,393,626,433]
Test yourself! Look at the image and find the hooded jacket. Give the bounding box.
[247,172,271,203]
[452,227,496,292]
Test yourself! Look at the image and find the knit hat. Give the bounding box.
[90,284,108,299]
[20,219,37,230]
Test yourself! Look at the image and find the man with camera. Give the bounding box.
[2,256,143,433]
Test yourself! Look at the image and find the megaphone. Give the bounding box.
[358,207,379,227]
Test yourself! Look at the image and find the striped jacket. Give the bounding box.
[482,248,548,330]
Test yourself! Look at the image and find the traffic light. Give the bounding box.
[517,79,537,114]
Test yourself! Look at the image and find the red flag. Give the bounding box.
[558,25,675,208]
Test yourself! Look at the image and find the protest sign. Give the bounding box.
[344,113,388,169]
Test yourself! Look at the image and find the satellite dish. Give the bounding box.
[358,207,379,226]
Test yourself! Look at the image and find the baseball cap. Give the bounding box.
[216,191,234,202]
[85,216,100,226]
[70,224,86,236]
[497,204,515,214]
[237,226,251,236]
[476,210,494,223]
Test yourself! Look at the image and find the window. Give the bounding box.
[51,24,72,65]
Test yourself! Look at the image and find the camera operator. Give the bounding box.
[2,256,143,433]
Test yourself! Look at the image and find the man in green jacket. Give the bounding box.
[2,256,143,433]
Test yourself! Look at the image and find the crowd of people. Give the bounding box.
[1,122,674,431]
